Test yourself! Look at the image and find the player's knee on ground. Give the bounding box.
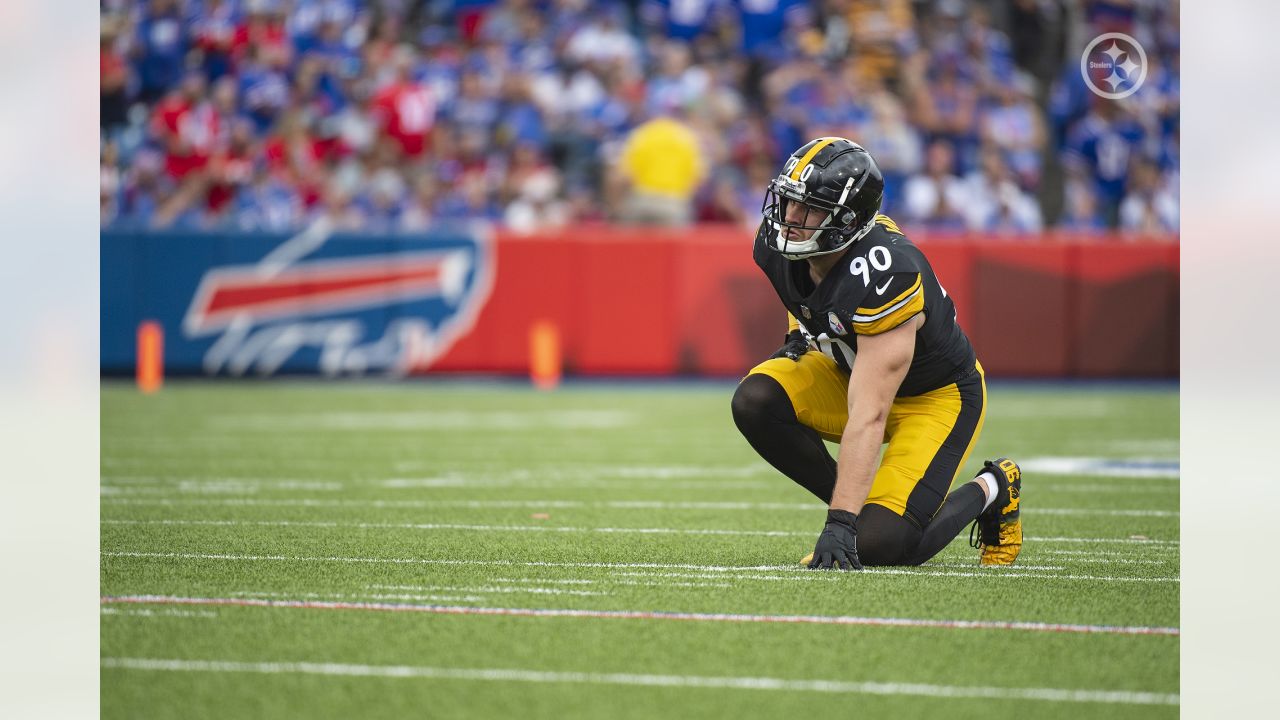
[857,504,923,566]
[730,374,794,437]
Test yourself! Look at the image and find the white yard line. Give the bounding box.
[1034,508,1178,518]
[206,410,637,431]
[102,518,810,538]
[1037,484,1177,494]
[98,597,1179,638]
[102,518,1182,542]
[368,584,607,598]
[1026,536,1178,546]
[99,499,1179,517]
[1018,457,1179,480]
[101,480,778,491]
[100,607,218,619]
[101,551,1179,583]
[1040,548,1179,557]
[99,657,1178,705]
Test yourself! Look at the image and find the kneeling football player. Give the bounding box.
[732,137,1022,569]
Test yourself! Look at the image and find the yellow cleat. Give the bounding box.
[800,552,814,566]
[970,457,1023,566]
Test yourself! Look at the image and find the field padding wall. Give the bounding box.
[101,225,1179,378]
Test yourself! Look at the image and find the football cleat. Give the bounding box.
[969,457,1022,566]
[799,551,814,566]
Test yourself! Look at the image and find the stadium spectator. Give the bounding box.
[846,0,916,84]
[979,75,1045,189]
[908,55,980,172]
[1058,179,1108,232]
[1062,99,1149,227]
[133,0,189,104]
[102,141,123,225]
[370,46,436,158]
[962,146,1043,233]
[98,0,1178,236]
[101,17,131,132]
[901,139,968,230]
[616,114,706,226]
[150,70,219,181]
[1119,156,1178,234]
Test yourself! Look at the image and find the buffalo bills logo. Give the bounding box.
[181,221,493,376]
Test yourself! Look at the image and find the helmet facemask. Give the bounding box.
[762,173,874,260]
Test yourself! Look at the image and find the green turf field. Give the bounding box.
[101,380,1179,718]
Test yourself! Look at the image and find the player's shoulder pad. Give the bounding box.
[848,270,924,336]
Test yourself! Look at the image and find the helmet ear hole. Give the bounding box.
[840,212,854,225]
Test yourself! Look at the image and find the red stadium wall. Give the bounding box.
[428,226,1180,379]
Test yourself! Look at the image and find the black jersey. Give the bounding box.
[753,214,977,396]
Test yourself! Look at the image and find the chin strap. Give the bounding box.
[776,215,876,260]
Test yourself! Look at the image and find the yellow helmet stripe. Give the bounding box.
[789,137,841,180]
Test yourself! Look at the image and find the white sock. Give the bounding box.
[977,472,999,511]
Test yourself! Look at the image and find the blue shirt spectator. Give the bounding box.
[135,0,190,102]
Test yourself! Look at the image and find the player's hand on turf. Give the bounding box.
[808,509,863,570]
[771,329,810,362]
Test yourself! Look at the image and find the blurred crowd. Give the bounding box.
[100,0,1180,235]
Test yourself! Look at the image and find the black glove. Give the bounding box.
[770,329,810,362]
[807,509,863,571]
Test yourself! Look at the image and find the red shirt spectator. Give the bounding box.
[205,145,253,213]
[371,79,436,158]
[150,76,220,179]
[231,7,290,64]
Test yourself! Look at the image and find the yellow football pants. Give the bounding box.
[747,352,987,527]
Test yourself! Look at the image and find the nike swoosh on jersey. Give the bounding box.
[874,278,893,295]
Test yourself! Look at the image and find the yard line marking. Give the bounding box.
[613,580,733,588]
[99,596,1179,637]
[101,479,778,491]
[1024,550,1167,563]
[489,578,598,586]
[99,496,1179,517]
[101,519,810,538]
[366,594,488,603]
[1026,536,1178,546]
[1034,509,1178,518]
[101,607,218,619]
[207,410,636,431]
[101,552,1179,583]
[99,657,1178,705]
[368,584,608,598]
[1038,484,1177,494]
[1040,549,1179,558]
[1019,457,1179,479]
[102,518,1182,544]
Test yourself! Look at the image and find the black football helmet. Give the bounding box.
[762,137,885,259]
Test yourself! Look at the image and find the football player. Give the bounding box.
[731,137,1023,569]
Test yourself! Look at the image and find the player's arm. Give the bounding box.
[808,268,924,570]
[807,314,920,570]
[831,314,921,514]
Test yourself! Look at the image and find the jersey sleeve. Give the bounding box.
[850,271,924,335]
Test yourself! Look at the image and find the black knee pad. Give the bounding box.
[856,504,923,567]
[730,374,794,436]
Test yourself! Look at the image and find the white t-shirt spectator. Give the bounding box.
[962,173,1042,233]
[1119,186,1178,232]
[902,173,969,226]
